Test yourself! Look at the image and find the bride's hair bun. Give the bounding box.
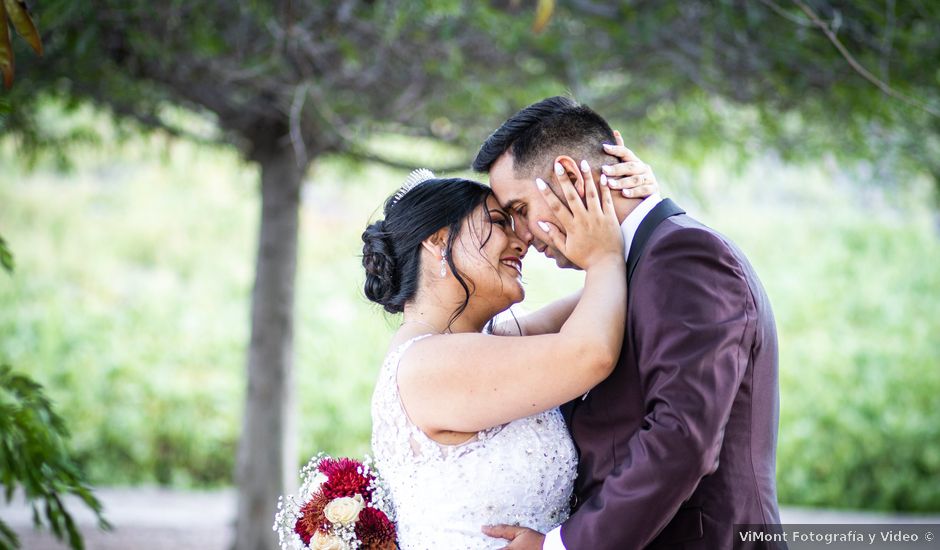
[361,220,400,312]
[361,174,494,317]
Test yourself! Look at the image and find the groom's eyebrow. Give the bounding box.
[503,199,522,212]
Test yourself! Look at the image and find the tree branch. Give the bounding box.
[110,107,217,146]
[791,0,940,118]
[880,0,896,84]
[757,0,813,27]
[345,149,471,174]
[67,80,220,146]
[289,82,311,167]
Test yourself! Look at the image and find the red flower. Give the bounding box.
[319,457,374,500]
[355,507,397,549]
[293,491,330,545]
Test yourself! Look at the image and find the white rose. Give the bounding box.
[323,494,365,525]
[309,531,350,550]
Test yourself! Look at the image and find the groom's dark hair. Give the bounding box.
[472,96,616,175]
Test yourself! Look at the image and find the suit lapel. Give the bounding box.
[626,199,685,285]
[564,200,685,430]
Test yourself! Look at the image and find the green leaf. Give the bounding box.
[0,518,21,549]
[0,365,109,550]
[0,235,12,274]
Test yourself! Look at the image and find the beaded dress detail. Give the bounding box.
[371,335,578,549]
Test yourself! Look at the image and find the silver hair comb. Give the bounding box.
[392,168,436,205]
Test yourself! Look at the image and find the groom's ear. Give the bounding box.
[553,155,586,200]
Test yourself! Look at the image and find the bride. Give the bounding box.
[364,154,655,548]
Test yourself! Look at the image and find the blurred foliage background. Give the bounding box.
[1,3,938,543]
[2,107,938,511]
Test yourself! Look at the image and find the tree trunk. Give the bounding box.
[234,144,305,550]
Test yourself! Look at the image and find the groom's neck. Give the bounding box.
[612,196,645,225]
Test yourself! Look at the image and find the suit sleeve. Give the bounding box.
[560,228,756,550]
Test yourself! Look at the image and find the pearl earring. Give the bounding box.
[440,249,448,278]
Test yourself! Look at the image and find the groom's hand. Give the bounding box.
[482,524,545,550]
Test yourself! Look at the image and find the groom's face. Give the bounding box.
[489,152,577,269]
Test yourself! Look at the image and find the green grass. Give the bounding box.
[1,130,938,511]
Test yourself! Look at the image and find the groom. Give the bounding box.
[475,97,783,549]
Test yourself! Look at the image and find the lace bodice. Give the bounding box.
[371,335,578,549]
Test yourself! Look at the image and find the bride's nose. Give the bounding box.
[509,235,528,259]
[512,219,533,247]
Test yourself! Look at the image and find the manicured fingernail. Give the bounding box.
[601,165,612,174]
[537,221,550,232]
[623,189,633,198]
[535,178,547,190]
[600,174,608,186]
[580,159,590,172]
[603,143,613,149]
[554,162,564,176]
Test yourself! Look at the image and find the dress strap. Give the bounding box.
[390,333,435,363]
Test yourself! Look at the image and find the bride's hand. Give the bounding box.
[535,158,623,270]
[601,129,660,199]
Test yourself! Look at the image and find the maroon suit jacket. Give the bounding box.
[560,201,783,549]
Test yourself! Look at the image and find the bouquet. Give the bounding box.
[274,454,397,550]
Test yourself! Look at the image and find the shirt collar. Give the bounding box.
[621,193,663,262]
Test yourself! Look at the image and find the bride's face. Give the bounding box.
[450,196,528,311]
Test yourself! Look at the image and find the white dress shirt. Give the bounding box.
[620,192,663,263]
[543,193,663,550]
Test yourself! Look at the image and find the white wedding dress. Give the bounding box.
[371,335,578,550]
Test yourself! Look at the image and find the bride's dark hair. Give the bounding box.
[362,177,494,319]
